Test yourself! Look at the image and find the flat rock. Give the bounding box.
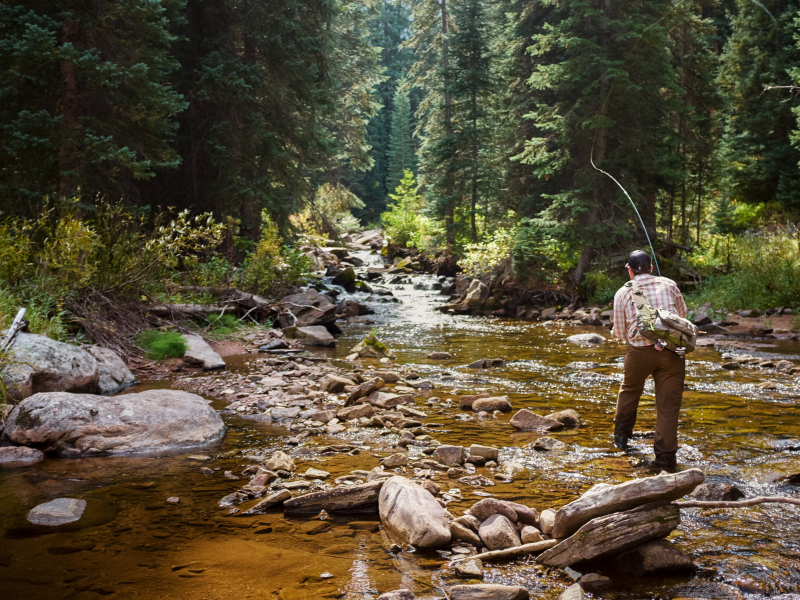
[0,446,44,465]
[468,444,499,460]
[2,332,99,400]
[259,339,289,351]
[285,480,384,514]
[3,390,225,457]
[428,352,452,360]
[377,591,415,600]
[291,326,336,347]
[379,476,451,548]
[338,403,374,421]
[455,557,484,579]
[346,377,385,406]
[27,498,86,526]
[551,468,705,538]
[182,334,225,370]
[448,584,529,600]
[434,445,467,466]
[87,346,135,394]
[566,333,605,344]
[612,539,694,575]
[240,490,292,515]
[382,453,409,468]
[534,437,566,451]
[264,451,295,472]
[559,583,585,600]
[479,514,521,550]
[319,375,353,392]
[510,409,564,432]
[545,409,581,428]
[305,468,330,479]
[278,289,337,327]
[473,396,512,413]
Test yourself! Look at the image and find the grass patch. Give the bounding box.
[205,314,241,335]
[136,330,187,361]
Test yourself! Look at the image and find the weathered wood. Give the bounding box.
[451,539,558,563]
[537,500,680,569]
[283,479,384,514]
[148,303,238,316]
[1,308,27,351]
[551,468,704,538]
[675,496,800,509]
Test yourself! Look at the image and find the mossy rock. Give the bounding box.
[332,267,357,287]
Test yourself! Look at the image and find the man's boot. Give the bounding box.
[613,424,630,451]
[652,451,677,473]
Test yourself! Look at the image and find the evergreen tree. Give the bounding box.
[0,0,186,211]
[386,87,415,194]
[717,0,800,211]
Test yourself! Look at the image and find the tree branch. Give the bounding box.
[675,496,800,509]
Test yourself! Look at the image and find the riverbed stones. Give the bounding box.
[469,498,518,522]
[87,346,135,394]
[468,444,499,461]
[611,540,694,575]
[448,584,529,600]
[520,525,544,543]
[240,490,292,515]
[309,410,336,423]
[559,584,585,600]
[304,468,331,479]
[433,445,467,466]
[0,446,45,465]
[455,557,484,579]
[566,333,605,344]
[428,352,452,360]
[346,377,385,406]
[722,361,741,370]
[278,289,337,327]
[337,403,375,421]
[551,468,705,538]
[534,437,566,451]
[539,509,556,534]
[479,514,521,550]
[377,591,415,600]
[451,521,483,547]
[27,498,87,526]
[379,476,451,548]
[285,479,384,514]
[3,390,225,456]
[538,501,681,569]
[688,482,744,502]
[182,334,225,370]
[460,394,490,409]
[473,396,512,413]
[467,358,506,369]
[2,332,99,400]
[319,375,353,393]
[264,451,295,472]
[382,453,409,468]
[510,409,563,432]
[545,409,581,428]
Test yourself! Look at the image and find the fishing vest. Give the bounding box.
[625,280,698,357]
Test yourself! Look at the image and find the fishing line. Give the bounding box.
[589,3,679,277]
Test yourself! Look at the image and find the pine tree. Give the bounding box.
[386,87,415,194]
[0,0,186,211]
[717,0,800,211]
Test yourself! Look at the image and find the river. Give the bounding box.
[2,250,800,599]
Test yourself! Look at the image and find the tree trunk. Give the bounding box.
[441,0,455,247]
[470,87,478,243]
[59,18,80,198]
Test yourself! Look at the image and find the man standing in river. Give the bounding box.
[612,250,688,472]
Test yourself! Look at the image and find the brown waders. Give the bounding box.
[614,344,686,467]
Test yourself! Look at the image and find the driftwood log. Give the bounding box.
[0,308,27,352]
[148,303,238,316]
[451,539,558,563]
[551,468,704,538]
[538,500,680,569]
[675,496,800,509]
[283,480,384,514]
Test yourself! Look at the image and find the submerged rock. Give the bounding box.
[566,333,605,345]
[0,446,44,465]
[533,437,566,451]
[510,409,564,432]
[3,390,225,457]
[27,498,86,526]
[379,476,451,548]
[611,539,694,575]
[545,409,581,428]
[448,584,529,600]
[689,482,744,502]
[473,396,512,413]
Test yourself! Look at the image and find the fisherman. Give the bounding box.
[612,250,688,472]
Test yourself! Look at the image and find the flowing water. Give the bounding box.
[2,251,800,599]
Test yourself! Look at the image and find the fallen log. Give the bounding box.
[283,480,384,514]
[148,303,238,316]
[0,308,27,351]
[538,500,680,569]
[451,539,558,563]
[551,468,704,538]
[675,496,800,509]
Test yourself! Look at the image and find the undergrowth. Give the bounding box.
[205,314,241,335]
[136,330,187,361]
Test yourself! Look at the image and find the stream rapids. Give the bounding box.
[1,250,800,599]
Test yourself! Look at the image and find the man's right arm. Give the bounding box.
[613,288,628,342]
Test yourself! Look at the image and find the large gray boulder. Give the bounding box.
[277,289,337,327]
[182,335,225,370]
[465,280,490,310]
[379,476,451,548]
[87,346,135,394]
[2,390,225,457]
[2,332,99,400]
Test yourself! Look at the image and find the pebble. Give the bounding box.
[166,497,180,504]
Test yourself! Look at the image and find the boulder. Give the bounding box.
[309,410,336,423]
[479,514,521,550]
[465,280,490,310]
[332,267,357,291]
[433,445,467,466]
[455,514,481,531]
[469,498,518,522]
[284,480,384,514]
[2,390,225,457]
[454,557,484,579]
[473,396,513,413]
[240,490,292,515]
[2,332,99,400]
[278,289,337,327]
[337,403,375,421]
[551,468,705,538]
[182,334,225,370]
[451,521,483,546]
[566,333,605,345]
[611,539,694,575]
[346,377,385,406]
[459,394,490,409]
[534,437,566,451]
[521,526,544,543]
[545,409,581,428]
[0,446,44,465]
[382,453,409,468]
[692,303,713,326]
[688,482,744,502]
[377,591,415,600]
[287,326,336,347]
[87,346,135,394]
[264,451,295,472]
[319,375,353,393]
[368,391,413,409]
[469,444,499,461]
[379,476,451,548]
[337,300,374,318]
[510,409,564,432]
[27,498,86,526]
[259,339,290,351]
[448,584,529,600]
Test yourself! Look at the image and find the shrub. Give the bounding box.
[205,314,240,335]
[382,170,440,249]
[135,330,187,361]
[460,227,516,278]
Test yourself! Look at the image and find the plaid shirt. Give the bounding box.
[613,274,687,346]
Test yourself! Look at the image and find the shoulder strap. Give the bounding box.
[625,280,650,311]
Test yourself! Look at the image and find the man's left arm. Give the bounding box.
[673,283,687,318]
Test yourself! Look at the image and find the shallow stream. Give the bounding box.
[2,251,800,599]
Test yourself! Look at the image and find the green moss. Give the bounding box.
[364,331,389,354]
[136,330,187,361]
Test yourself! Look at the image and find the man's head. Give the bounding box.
[626,250,653,278]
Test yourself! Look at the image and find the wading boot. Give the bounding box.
[613,424,630,451]
[651,452,677,473]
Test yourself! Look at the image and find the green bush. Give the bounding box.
[583,271,627,306]
[0,283,69,341]
[460,227,516,278]
[136,330,187,361]
[206,314,240,335]
[381,170,441,249]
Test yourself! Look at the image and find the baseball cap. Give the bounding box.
[626,250,651,272]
